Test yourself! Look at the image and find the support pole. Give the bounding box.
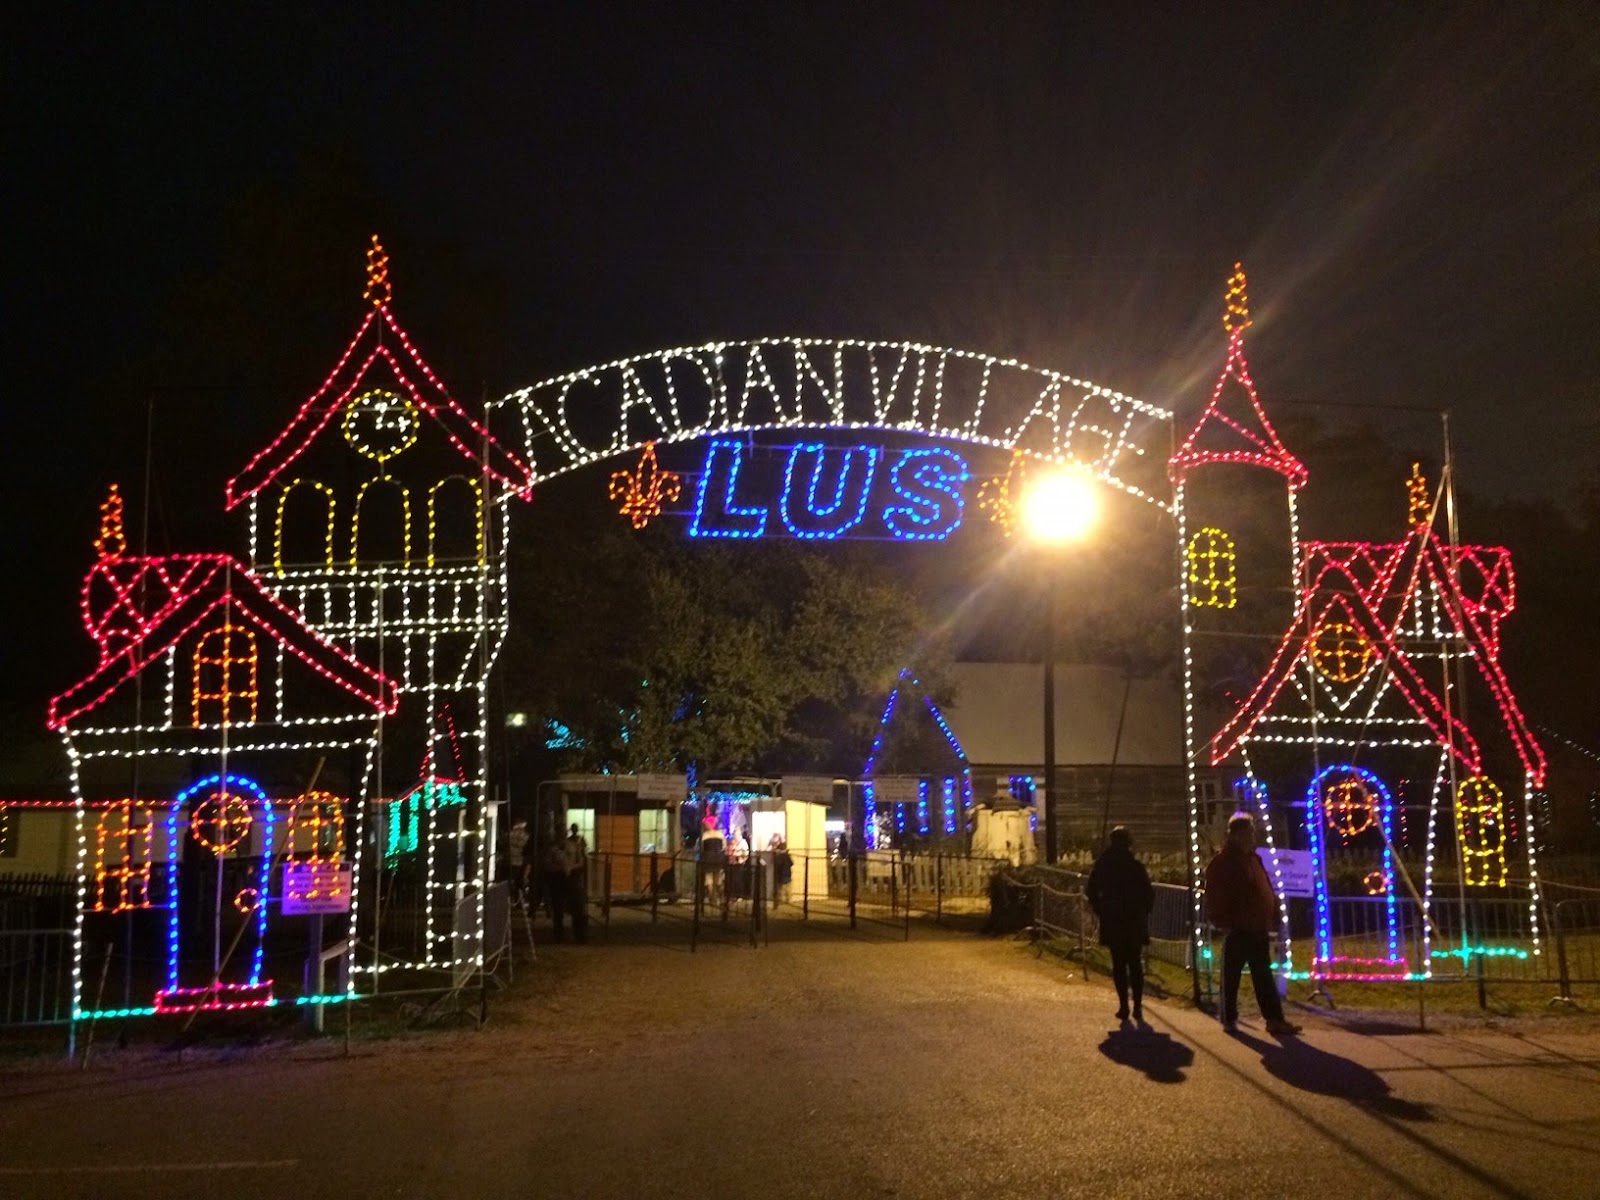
[848,850,858,930]
[1043,583,1058,863]
[304,913,325,1033]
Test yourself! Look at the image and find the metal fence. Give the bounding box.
[0,928,74,1026]
[1550,897,1600,1004]
[0,872,75,931]
[1017,865,1600,1009]
[547,849,1011,947]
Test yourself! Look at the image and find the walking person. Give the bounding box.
[1203,813,1301,1035]
[540,838,569,942]
[698,816,726,907]
[1086,825,1154,1023]
[564,823,590,944]
[507,819,530,907]
[519,824,540,911]
[770,835,793,907]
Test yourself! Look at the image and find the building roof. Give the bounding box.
[938,663,1184,767]
[1168,269,1305,489]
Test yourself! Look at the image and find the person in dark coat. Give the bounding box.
[1086,826,1154,1023]
[770,835,793,906]
[563,824,589,944]
[540,839,569,942]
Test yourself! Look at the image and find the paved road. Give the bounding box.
[3,909,1599,1199]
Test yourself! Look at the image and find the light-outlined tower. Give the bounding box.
[1169,265,1308,994]
[224,237,532,976]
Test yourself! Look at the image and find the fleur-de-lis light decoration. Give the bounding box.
[1223,262,1251,333]
[608,441,683,529]
[95,482,127,559]
[1407,462,1430,530]
[977,450,1029,537]
[363,234,391,307]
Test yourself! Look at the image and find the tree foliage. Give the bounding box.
[501,479,950,778]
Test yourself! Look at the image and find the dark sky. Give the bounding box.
[5,4,1599,712]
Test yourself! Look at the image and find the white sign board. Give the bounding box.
[635,773,687,801]
[1259,848,1315,898]
[781,775,835,805]
[282,862,353,915]
[870,777,922,804]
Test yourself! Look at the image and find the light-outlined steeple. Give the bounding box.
[1168,264,1307,487]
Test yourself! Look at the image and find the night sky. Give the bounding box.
[5,5,1598,720]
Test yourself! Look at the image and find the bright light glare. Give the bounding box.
[1019,466,1099,545]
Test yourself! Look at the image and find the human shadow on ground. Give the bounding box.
[1230,1027,1433,1121]
[1099,1024,1195,1083]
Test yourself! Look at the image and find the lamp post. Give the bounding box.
[1019,464,1099,863]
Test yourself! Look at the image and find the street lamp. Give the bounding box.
[1019,463,1100,863]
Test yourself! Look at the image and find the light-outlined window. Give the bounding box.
[286,791,345,862]
[93,800,156,912]
[274,479,337,571]
[427,476,485,566]
[1186,526,1237,609]
[192,617,259,726]
[351,476,412,567]
[1455,775,1508,888]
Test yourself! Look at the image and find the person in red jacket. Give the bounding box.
[1203,813,1301,1035]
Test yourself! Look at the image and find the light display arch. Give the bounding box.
[491,337,1177,513]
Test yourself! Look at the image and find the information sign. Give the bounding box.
[781,775,836,805]
[636,773,687,801]
[282,862,353,915]
[1260,848,1315,898]
[870,776,922,804]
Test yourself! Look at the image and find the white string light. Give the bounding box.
[493,338,1175,511]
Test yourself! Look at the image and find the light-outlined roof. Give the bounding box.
[50,552,397,729]
[224,302,533,508]
[1169,265,1307,488]
[1207,521,1544,785]
[1168,323,1308,487]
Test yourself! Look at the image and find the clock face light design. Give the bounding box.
[343,389,419,462]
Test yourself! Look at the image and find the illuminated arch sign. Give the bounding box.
[690,439,971,542]
[493,338,1175,512]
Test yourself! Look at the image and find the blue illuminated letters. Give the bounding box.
[780,444,881,540]
[883,447,968,541]
[687,439,973,542]
[689,439,768,539]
